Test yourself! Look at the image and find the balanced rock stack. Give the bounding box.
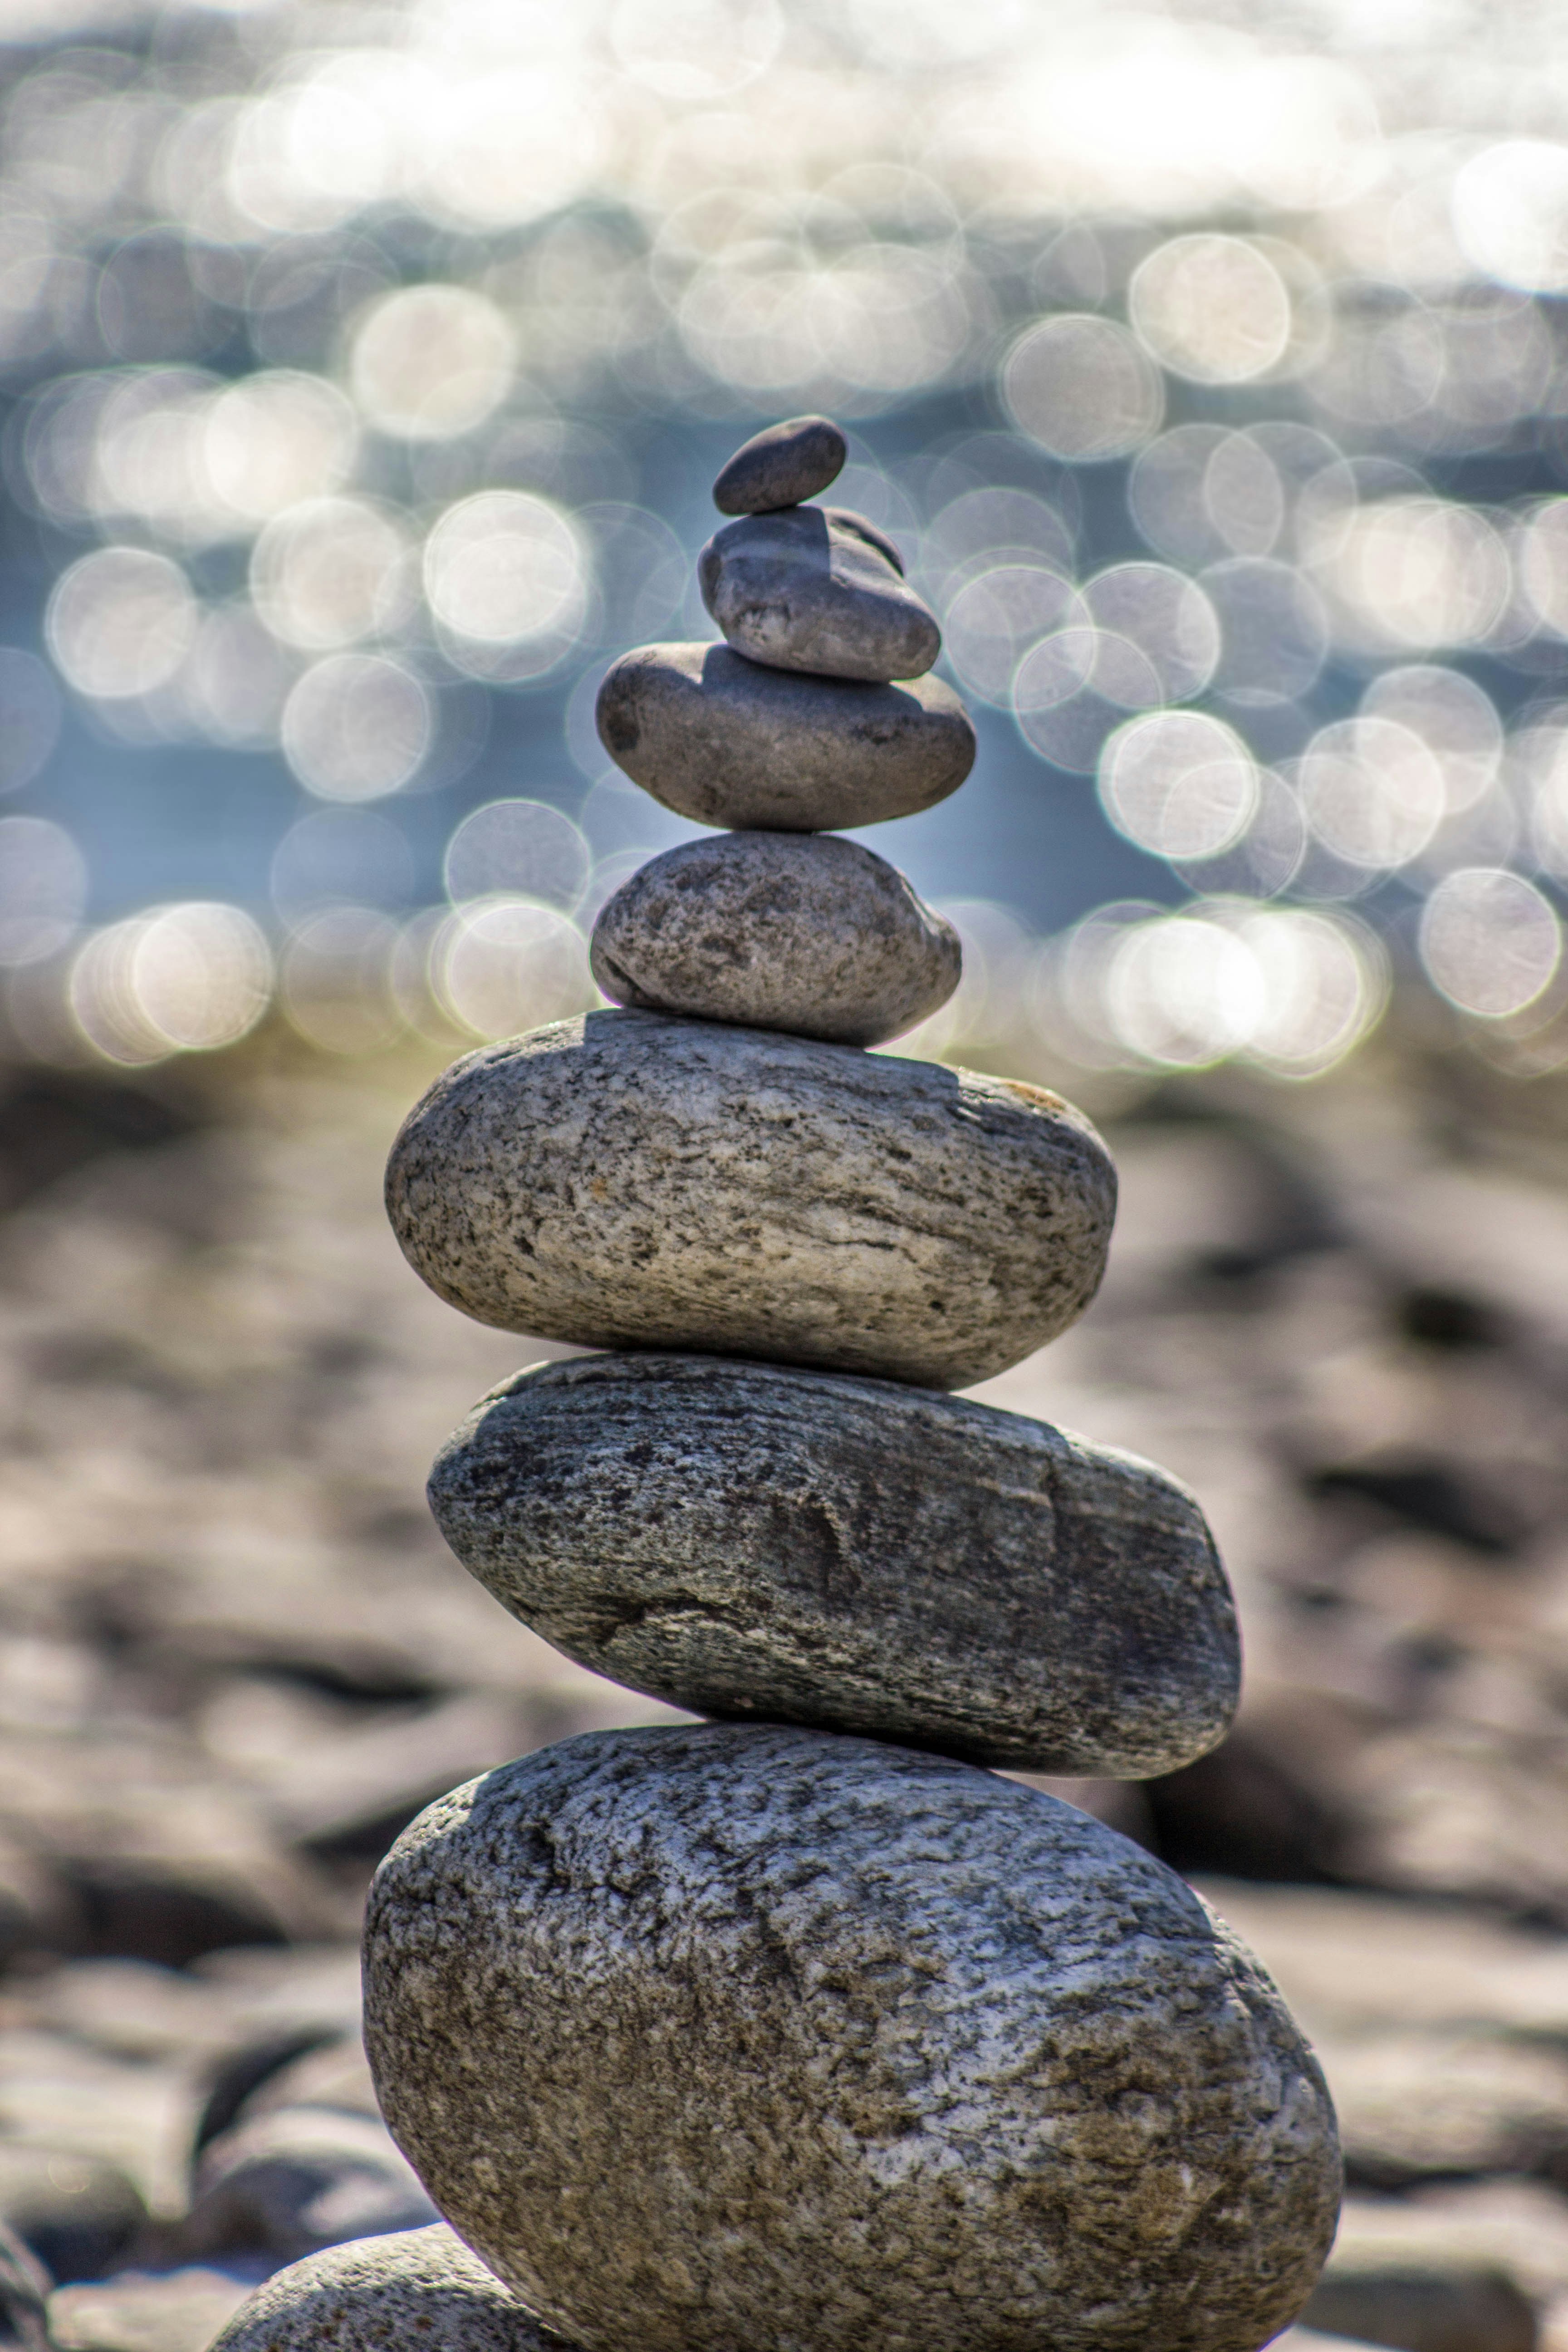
[236,420,1344,2352]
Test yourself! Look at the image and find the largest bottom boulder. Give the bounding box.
[363,1724,1341,2352]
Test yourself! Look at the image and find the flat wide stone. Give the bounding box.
[713,415,846,514]
[595,642,975,830]
[699,507,940,681]
[210,2225,566,2352]
[384,1010,1116,1389]
[589,833,960,1046]
[429,1352,1240,1774]
[363,1725,1343,2352]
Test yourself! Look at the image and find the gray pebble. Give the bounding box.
[595,642,975,830]
[699,507,940,681]
[0,2144,143,2286]
[178,2108,437,2266]
[364,1725,1343,2352]
[713,415,846,514]
[384,1009,1116,1390]
[209,2225,568,2352]
[429,1351,1240,1774]
[589,833,960,1046]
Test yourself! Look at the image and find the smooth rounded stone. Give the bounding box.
[699,506,940,681]
[384,1009,1117,1389]
[595,642,975,830]
[713,415,846,514]
[429,1352,1239,1775]
[178,2109,437,2266]
[0,2145,144,2286]
[209,2225,572,2352]
[589,833,960,1046]
[363,1725,1343,2352]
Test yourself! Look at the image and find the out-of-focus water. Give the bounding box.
[5,0,1568,1079]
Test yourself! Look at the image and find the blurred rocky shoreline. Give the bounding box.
[3,1028,1568,2348]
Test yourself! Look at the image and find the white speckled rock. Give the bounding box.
[589,833,960,1046]
[699,507,940,681]
[210,2225,569,2352]
[363,1725,1343,2352]
[594,644,975,831]
[714,416,846,515]
[383,1010,1116,1389]
[428,1352,1240,1774]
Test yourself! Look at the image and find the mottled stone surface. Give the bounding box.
[384,1010,1116,1389]
[699,507,940,681]
[210,2226,568,2352]
[595,643,974,830]
[364,1725,1343,2352]
[713,416,846,514]
[429,1352,1240,1774]
[589,833,960,1046]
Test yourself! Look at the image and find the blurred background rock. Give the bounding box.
[2,0,1568,2346]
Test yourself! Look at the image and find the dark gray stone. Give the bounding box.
[595,642,975,830]
[1302,2269,1534,2352]
[179,2108,436,2266]
[384,1009,1117,1390]
[428,1352,1240,1774]
[363,1725,1343,2352]
[589,833,960,1047]
[209,2225,569,2352]
[713,415,846,514]
[698,507,940,681]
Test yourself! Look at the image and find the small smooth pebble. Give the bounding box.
[699,506,940,681]
[178,2108,436,2266]
[595,643,975,830]
[429,1352,1240,1774]
[363,1725,1343,2352]
[384,1009,1117,1390]
[209,2225,573,2352]
[590,833,960,1046]
[713,414,846,514]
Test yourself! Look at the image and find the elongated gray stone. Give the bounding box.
[713,415,846,514]
[595,643,974,830]
[699,507,940,681]
[363,1725,1343,2352]
[589,833,960,1046]
[210,2225,568,2352]
[429,1352,1240,1774]
[384,1010,1116,1389]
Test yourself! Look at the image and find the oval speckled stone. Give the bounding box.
[699,507,940,681]
[595,643,975,831]
[428,1352,1240,1775]
[211,2225,568,2352]
[383,1009,1117,1389]
[363,1725,1343,2352]
[714,415,846,515]
[589,833,960,1047]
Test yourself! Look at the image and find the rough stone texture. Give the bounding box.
[384,1010,1117,1389]
[589,833,961,1046]
[698,507,940,681]
[429,1352,1239,1775]
[595,642,974,831]
[178,2107,437,2265]
[713,416,846,515]
[209,2225,569,2352]
[364,1725,1343,2352]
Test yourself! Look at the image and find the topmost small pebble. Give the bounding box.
[713,416,847,515]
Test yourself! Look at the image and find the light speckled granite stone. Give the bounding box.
[428,1352,1240,1774]
[595,643,974,830]
[209,2225,567,2352]
[589,833,960,1046]
[363,1725,1343,2352]
[699,507,940,681]
[713,416,846,515]
[383,1010,1116,1389]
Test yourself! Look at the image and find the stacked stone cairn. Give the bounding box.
[218,418,1342,2352]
